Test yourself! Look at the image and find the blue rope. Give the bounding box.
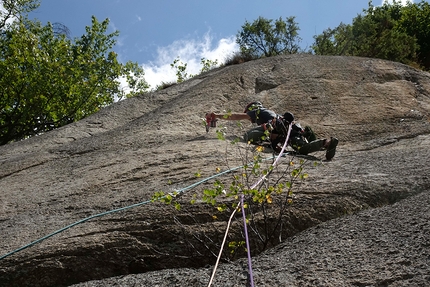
[0,157,272,261]
[0,200,153,261]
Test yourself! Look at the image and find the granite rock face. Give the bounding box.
[1,55,429,287]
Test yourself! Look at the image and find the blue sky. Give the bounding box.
[28,0,415,88]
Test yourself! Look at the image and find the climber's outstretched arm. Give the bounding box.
[212,112,251,121]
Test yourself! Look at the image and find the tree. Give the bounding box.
[0,0,39,30]
[348,1,417,64]
[0,6,148,145]
[312,1,430,69]
[236,16,302,58]
[312,23,353,56]
[396,1,430,69]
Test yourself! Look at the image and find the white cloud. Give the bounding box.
[141,32,238,89]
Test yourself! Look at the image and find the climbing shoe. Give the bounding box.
[325,137,338,161]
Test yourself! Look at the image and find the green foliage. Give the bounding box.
[197,146,311,251]
[228,240,246,254]
[312,0,430,70]
[0,5,149,145]
[236,16,302,58]
[215,126,227,141]
[200,57,218,73]
[396,1,430,69]
[170,57,191,83]
[194,169,202,178]
[151,190,181,210]
[0,0,40,29]
[151,116,317,259]
[170,56,219,83]
[311,23,353,56]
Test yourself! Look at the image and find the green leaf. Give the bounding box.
[0,12,148,145]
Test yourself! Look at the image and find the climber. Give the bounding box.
[209,101,338,160]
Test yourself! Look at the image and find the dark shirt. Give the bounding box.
[247,108,278,125]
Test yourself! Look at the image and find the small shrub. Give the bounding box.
[224,51,256,66]
[151,122,317,260]
[156,81,177,90]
